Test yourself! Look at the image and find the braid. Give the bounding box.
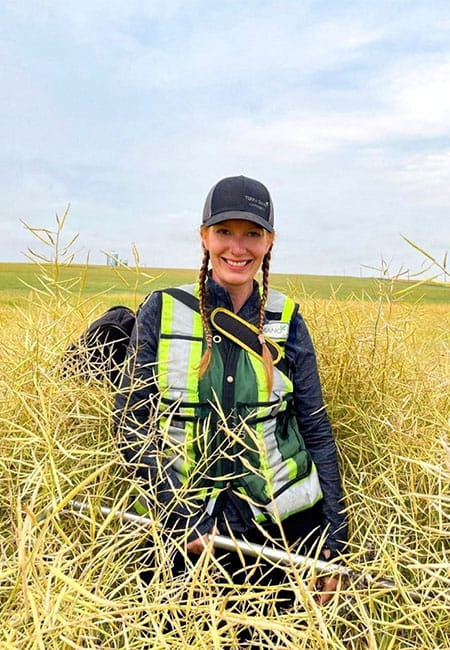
[258,248,271,333]
[258,249,274,395]
[198,247,213,377]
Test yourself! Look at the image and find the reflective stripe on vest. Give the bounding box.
[157,284,204,481]
[154,283,323,523]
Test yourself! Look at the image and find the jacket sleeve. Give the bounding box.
[113,291,214,541]
[286,310,348,558]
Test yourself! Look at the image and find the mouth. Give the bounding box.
[222,258,252,268]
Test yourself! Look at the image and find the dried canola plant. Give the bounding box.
[0,220,449,649]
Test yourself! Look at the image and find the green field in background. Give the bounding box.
[0,262,448,307]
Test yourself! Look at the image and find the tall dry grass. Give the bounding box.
[1,220,449,649]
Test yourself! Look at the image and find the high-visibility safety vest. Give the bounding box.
[154,283,323,524]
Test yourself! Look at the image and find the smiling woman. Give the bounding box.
[113,175,348,625]
[200,220,273,312]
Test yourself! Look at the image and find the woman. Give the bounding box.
[114,175,347,605]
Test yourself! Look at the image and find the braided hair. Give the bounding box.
[257,248,274,394]
[198,246,213,377]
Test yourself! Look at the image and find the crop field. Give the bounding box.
[1,261,449,310]
[1,250,449,648]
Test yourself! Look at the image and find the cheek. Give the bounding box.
[207,239,221,256]
[256,239,272,257]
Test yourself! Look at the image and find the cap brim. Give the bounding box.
[203,211,274,233]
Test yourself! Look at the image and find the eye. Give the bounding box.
[247,230,263,238]
[215,227,230,235]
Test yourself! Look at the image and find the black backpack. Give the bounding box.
[63,305,136,386]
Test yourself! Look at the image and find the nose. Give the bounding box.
[229,234,247,256]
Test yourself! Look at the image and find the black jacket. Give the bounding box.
[114,277,348,557]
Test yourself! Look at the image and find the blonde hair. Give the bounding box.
[198,236,274,394]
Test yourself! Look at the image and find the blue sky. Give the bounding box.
[1,0,449,276]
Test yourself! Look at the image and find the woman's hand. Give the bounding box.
[314,549,340,605]
[186,526,219,556]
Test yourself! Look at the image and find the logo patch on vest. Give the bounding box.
[263,322,289,340]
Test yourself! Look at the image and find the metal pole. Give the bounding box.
[69,498,345,574]
[68,499,430,602]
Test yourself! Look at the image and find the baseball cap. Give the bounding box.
[202,175,274,232]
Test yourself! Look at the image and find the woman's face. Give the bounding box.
[201,219,273,296]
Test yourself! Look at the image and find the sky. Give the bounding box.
[1,0,449,277]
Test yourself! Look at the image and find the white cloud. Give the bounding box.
[393,60,450,127]
[386,150,450,207]
[1,1,450,275]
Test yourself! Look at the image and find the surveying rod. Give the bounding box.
[68,499,431,602]
[70,499,345,574]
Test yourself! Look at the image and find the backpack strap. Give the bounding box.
[210,307,283,365]
[162,287,200,313]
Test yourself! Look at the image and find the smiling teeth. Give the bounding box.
[227,260,247,267]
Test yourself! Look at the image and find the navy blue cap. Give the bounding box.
[202,175,274,232]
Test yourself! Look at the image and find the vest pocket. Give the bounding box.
[159,395,212,421]
[234,394,313,508]
[237,447,313,507]
[271,449,312,499]
[236,396,285,424]
[274,405,306,457]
